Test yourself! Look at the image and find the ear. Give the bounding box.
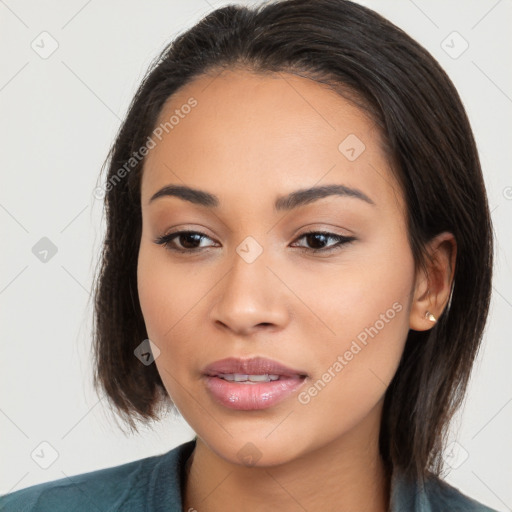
[409,232,457,331]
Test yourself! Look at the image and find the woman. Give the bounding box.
[1,0,498,510]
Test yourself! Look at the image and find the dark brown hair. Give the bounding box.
[91,0,493,484]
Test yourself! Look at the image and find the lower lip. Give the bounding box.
[204,375,306,410]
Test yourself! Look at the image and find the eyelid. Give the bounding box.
[292,221,356,238]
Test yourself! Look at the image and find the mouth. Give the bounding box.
[202,357,308,410]
[214,373,283,383]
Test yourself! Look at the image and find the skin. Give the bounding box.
[137,69,456,512]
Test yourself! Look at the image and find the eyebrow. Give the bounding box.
[148,183,375,210]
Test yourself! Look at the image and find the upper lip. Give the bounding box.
[203,357,307,377]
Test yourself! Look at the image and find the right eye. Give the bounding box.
[153,230,218,253]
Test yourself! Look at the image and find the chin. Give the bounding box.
[199,431,312,469]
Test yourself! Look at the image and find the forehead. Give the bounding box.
[141,69,402,213]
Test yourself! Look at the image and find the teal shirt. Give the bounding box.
[0,439,498,511]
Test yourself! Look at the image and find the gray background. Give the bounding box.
[1,0,511,510]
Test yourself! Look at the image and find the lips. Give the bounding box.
[202,357,307,410]
[203,356,307,378]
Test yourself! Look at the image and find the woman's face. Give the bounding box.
[137,69,417,466]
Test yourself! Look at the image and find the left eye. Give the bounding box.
[291,231,356,253]
[153,230,356,254]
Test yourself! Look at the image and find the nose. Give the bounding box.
[210,246,290,336]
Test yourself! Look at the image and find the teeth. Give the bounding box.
[217,373,280,382]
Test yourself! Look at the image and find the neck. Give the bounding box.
[183,408,390,512]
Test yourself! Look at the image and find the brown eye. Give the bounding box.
[291,231,356,253]
[154,231,217,253]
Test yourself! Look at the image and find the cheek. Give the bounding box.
[282,232,414,349]
[137,244,208,341]
[292,238,414,410]
[293,288,410,444]
[137,246,205,408]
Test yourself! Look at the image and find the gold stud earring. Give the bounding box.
[425,311,437,323]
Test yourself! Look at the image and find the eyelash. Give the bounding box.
[153,230,356,255]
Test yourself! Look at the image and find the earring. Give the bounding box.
[425,311,437,323]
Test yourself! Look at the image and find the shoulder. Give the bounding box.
[391,469,499,511]
[0,455,157,512]
[0,440,195,512]
[423,475,499,512]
